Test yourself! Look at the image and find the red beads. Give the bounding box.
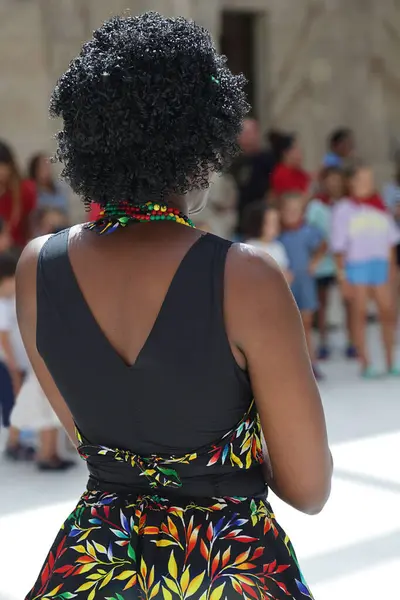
[88,200,196,235]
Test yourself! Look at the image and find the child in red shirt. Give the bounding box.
[270,134,311,200]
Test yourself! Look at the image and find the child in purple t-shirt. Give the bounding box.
[331,166,400,377]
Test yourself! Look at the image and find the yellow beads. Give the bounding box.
[154,204,160,211]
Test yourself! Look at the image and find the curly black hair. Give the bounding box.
[50,12,249,207]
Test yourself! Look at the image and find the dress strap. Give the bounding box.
[36,229,73,352]
[37,229,71,299]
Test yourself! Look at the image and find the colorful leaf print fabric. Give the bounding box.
[26,402,313,600]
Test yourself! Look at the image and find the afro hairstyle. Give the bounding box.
[50,11,249,207]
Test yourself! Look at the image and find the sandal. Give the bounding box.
[361,366,382,380]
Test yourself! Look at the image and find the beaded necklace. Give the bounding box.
[86,201,195,235]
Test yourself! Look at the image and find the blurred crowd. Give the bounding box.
[195,120,400,380]
[0,140,73,472]
[1,120,400,474]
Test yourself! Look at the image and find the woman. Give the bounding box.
[270,134,311,202]
[17,13,332,600]
[0,141,36,247]
[28,153,69,213]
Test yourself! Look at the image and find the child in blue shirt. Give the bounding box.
[307,167,345,359]
[280,193,326,377]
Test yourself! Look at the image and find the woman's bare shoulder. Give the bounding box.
[227,242,288,296]
[224,241,295,342]
[18,225,84,274]
[18,235,52,269]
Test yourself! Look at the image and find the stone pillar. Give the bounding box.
[268,1,322,168]
[267,0,390,175]
[315,0,389,178]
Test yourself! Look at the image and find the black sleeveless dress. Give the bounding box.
[26,230,313,600]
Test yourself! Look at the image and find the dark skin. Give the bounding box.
[17,193,332,515]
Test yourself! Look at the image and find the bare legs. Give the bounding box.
[344,299,355,350]
[371,283,397,370]
[7,425,20,448]
[316,285,329,347]
[349,283,397,372]
[36,428,60,463]
[349,285,369,369]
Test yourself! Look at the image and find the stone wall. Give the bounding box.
[1,0,400,200]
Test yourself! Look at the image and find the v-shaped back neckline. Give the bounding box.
[64,229,209,370]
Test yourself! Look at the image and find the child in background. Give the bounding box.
[0,251,14,445]
[331,166,399,377]
[4,210,74,469]
[243,201,292,281]
[270,134,311,204]
[383,158,400,319]
[307,167,349,358]
[0,250,32,458]
[383,156,400,231]
[11,371,74,470]
[280,193,327,378]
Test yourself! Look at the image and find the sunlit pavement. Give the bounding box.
[0,326,399,600]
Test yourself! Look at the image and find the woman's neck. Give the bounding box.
[165,194,189,216]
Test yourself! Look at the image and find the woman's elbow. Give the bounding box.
[274,462,333,516]
[298,491,331,515]
[294,468,333,515]
[289,480,332,515]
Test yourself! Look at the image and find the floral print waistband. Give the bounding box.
[75,400,264,490]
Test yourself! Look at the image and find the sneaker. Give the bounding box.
[361,366,382,380]
[4,445,23,461]
[346,345,358,359]
[317,345,330,360]
[387,366,400,377]
[20,445,36,461]
[37,458,75,472]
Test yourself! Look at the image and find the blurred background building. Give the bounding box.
[2,0,400,193]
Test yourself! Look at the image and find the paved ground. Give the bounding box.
[0,326,399,600]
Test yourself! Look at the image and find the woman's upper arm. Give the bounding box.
[16,238,77,443]
[226,246,332,514]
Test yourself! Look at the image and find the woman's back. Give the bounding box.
[35,225,267,496]
[38,226,248,446]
